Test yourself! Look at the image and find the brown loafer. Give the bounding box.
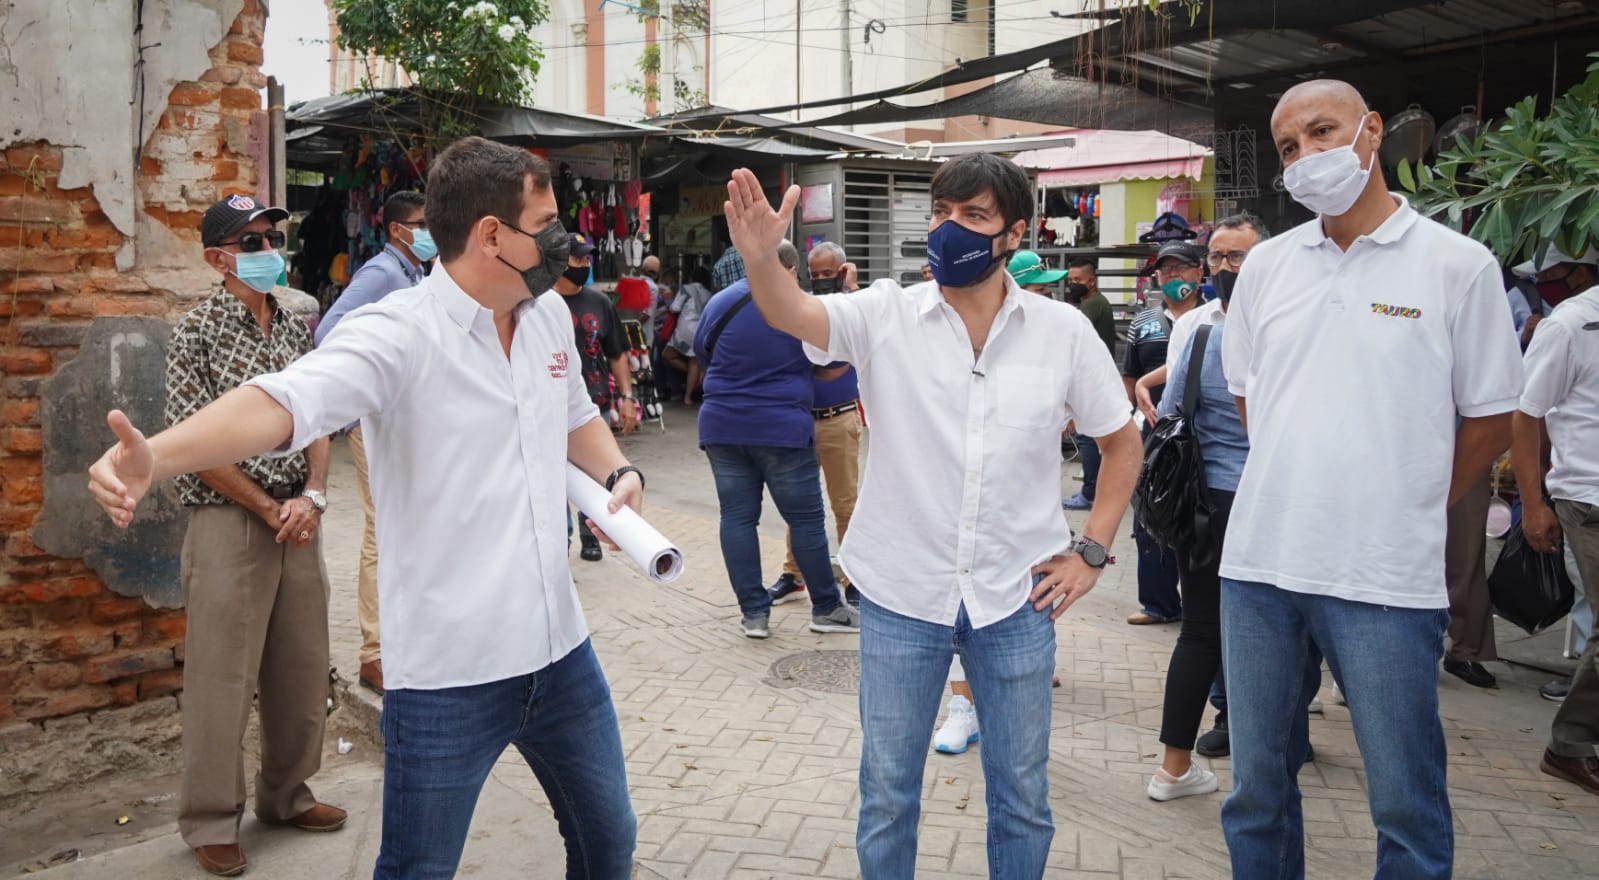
[1541,749,1599,796]
[262,802,347,832]
[359,660,384,695]
[194,843,247,876]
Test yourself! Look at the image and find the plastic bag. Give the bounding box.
[1487,522,1575,634]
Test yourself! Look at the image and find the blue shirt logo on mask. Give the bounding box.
[926,219,1007,289]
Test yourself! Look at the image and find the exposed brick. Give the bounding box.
[3,376,43,397]
[1,576,100,605]
[3,476,43,505]
[86,274,154,294]
[0,297,44,320]
[4,531,45,559]
[3,145,64,173]
[43,224,124,251]
[166,83,219,107]
[2,426,44,451]
[31,662,83,690]
[13,321,88,349]
[0,607,30,628]
[13,684,112,720]
[45,296,97,318]
[209,159,240,181]
[0,398,39,425]
[29,599,86,628]
[0,196,75,224]
[96,297,169,317]
[0,251,79,274]
[226,41,263,64]
[0,350,51,374]
[85,647,174,684]
[0,274,53,296]
[137,668,184,699]
[88,596,151,625]
[111,679,139,705]
[152,613,187,642]
[110,620,142,648]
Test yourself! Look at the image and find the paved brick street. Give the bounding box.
[19,401,1599,878]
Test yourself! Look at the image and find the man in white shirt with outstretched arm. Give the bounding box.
[86,137,640,880]
[1219,80,1523,879]
[724,154,1142,878]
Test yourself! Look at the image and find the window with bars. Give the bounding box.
[842,168,934,286]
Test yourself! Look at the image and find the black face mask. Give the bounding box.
[562,265,592,288]
[811,275,841,295]
[1213,269,1239,306]
[496,220,570,298]
[1065,282,1089,302]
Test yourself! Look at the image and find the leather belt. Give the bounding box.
[812,401,859,420]
[262,481,305,501]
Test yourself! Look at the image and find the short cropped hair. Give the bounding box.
[426,136,552,262]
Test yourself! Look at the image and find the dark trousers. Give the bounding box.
[1160,490,1234,750]
[1445,474,1497,661]
[1076,433,1101,502]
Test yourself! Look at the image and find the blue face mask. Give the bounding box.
[1160,278,1197,302]
[232,250,285,294]
[927,219,1009,289]
[408,228,438,262]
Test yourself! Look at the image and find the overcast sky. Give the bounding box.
[261,0,335,104]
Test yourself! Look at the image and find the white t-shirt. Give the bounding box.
[1166,299,1225,372]
[1220,196,1524,609]
[805,275,1132,628]
[1520,285,1599,506]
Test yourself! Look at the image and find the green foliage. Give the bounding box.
[332,0,549,143]
[1400,52,1599,265]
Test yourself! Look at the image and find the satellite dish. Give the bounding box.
[1381,104,1436,169]
[1433,106,1483,155]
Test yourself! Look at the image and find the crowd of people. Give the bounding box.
[80,75,1599,880]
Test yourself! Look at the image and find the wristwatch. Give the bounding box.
[301,489,328,513]
[1070,537,1112,569]
[605,465,645,492]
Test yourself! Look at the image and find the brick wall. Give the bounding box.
[0,1,267,730]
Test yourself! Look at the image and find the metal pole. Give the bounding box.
[795,0,802,113]
[268,77,287,210]
[840,0,852,116]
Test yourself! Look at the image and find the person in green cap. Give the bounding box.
[1007,249,1067,296]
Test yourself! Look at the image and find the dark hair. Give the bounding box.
[1214,211,1271,242]
[1068,258,1098,276]
[690,265,713,287]
[930,153,1034,231]
[382,190,426,228]
[425,136,552,262]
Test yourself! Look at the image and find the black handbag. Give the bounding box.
[1133,324,1217,565]
[1488,522,1576,634]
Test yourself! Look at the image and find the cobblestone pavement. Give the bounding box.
[32,402,1599,878]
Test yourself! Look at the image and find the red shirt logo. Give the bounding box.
[548,351,569,378]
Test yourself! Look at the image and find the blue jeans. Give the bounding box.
[375,639,636,879]
[704,444,842,617]
[1075,433,1100,502]
[1221,579,1452,880]
[1133,513,1183,620]
[857,593,1054,879]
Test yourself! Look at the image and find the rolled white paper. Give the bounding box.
[565,464,684,583]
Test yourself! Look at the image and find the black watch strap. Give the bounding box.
[605,465,645,492]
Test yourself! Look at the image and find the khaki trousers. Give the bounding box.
[1445,473,1497,661]
[783,410,863,581]
[178,504,330,847]
[348,426,381,665]
[1551,499,1599,758]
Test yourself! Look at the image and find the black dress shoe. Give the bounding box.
[1541,678,1572,702]
[1196,712,1229,758]
[580,537,603,562]
[1443,657,1498,689]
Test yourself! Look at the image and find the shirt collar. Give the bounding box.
[430,262,492,332]
[216,287,281,325]
[1300,193,1419,248]
[914,273,1029,321]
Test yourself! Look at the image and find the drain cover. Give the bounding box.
[765,650,861,694]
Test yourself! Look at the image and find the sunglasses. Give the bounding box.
[217,230,286,253]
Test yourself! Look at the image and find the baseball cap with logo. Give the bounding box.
[568,233,597,257]
[1154,241,1203,269]
[1007,250,1067,285]
[201,194,289,248]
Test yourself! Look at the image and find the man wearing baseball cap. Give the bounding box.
[170,194,343,875]
[1007,250,1066,295]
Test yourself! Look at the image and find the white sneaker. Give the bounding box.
[933,696,979,754]
[1146,764,1219,801]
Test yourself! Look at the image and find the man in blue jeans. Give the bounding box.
[695,239,860,639]
[724,154,1142,878]
[1220,81,1523,879]
[86,138,640,879]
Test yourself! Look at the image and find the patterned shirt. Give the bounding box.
[711,248,746,291]
[166,289,311,506]
[1121,304,1174,407]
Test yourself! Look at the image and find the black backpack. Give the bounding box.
[1133,324,1218,566]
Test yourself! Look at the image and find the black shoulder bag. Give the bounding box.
[1133,324,1217,565]
[701,292,755,363]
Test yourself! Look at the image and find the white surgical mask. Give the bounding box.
[1282,113,1376,217]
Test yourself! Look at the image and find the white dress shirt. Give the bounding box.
[1220,196,1524,609]
[249,264,600,690]
[805,275,1131,628]
[1520,285,1599,507]
[1165,298,1225,371]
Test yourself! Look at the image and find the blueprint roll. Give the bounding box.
[565,463,684,583]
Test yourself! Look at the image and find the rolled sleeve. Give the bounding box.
[1066,318,1134,438]
[816,279,902,367]
[246,307,418,454]
[1519,321,1572,418]
[1450,263,1525,418]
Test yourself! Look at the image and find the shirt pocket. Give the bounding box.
[993,365,1061,431]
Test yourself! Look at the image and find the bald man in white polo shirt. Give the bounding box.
[1219,81,1523,879]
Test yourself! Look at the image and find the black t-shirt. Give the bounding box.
[1121,305,1172,406]
[559,286,628,410]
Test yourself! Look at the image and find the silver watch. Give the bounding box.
[301,489,328,513]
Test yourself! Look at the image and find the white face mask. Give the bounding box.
[1282,113,1376,217]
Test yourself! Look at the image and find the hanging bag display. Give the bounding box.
[1133,324,1217,564]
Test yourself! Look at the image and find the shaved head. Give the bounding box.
[1274,80,1368,123]
[642,255,661,276]
[1270,78,1381,168]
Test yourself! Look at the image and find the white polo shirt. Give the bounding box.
[250,264,599,690]
[1520,286,1599,507]
[1220,196,1524,609]
[805,275,1131,628]
[1166,298,1225,371]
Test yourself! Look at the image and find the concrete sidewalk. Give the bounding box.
[12,403,1599,878]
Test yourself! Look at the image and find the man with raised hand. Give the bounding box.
[724,154,1141,878]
